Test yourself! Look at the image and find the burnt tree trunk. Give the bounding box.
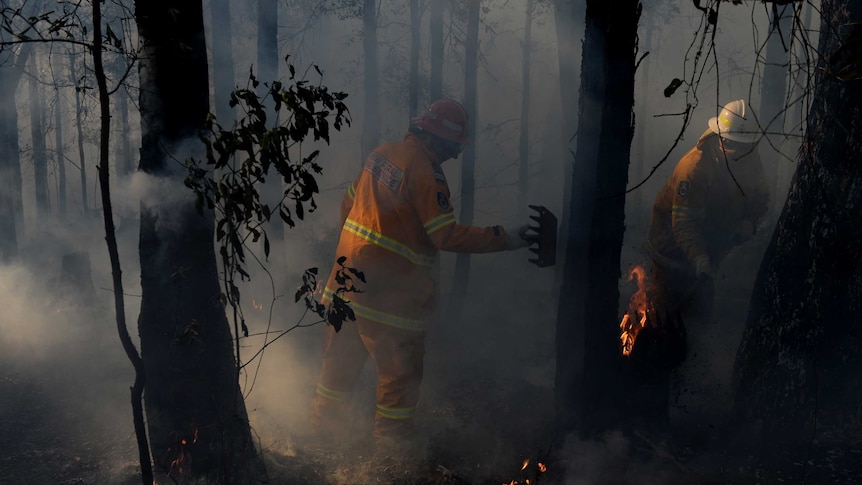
[551,0,584,287]
[517,0,534,220]
[733,0,862,449]
[0,46,30,261]
[430,0,445,100]
[759,3,793,206]
[361,0,380,159]
[71,49,89,215]
[256,0,285,251]
[54,88,67,218]
[135,0,261,482]
[90,2,154,482]
[555,0,640,436]
[211,0,236,128]
[29,53,51,217]
[447,0,480,321]
[409,0,420,117]
[115,81,133,176]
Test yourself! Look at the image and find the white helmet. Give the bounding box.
[708,99,760,144]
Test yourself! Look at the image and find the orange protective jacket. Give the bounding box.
[323,134,506,331]
[647,130,769,272]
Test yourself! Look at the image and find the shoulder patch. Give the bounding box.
[677,180,691,198]
[432,162,447,184]
[363,152,404,192]
[436,192,450,211]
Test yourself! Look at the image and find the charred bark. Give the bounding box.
[555,0,641,436]
[733,0,862,450]
[135,0,261,481]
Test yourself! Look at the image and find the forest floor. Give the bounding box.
[2,224,862,484]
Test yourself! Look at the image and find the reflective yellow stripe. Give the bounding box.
[323,287,426,332]
[671,206,705,219]
[316,383,349,402]
[423,212,456,235]
[376,404,417,420]
[719,113,733,128]
[343,219,435,267]
[347,181,356,200]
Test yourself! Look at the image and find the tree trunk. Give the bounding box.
[71,49,89,215]
[211,0,236,128]
[759,3,793,207]
[555,0,640,436]
[135,1,261,481]
[409,0,420,117]
[0,46,29,261]
[630,22,652,219]
[110,21,134,178]
[446,0,480,321]
[430,0,445,100]
[517,0,534,220]
[256,0,285,252]
[361,0,380,158]
[55,88,67,218]
[90,3,154,482]
[733,0,862,449]
[29,53,51,217]
[551,0,584,287]
[116,82,133,176]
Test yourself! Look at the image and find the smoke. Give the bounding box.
[559,430,680,485]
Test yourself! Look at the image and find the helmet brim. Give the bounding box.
[411,116,470,145]
[708,117,760,144]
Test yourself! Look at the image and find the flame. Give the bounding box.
[619,265,651,356]
[503,459,547,484]
[168,429,198,478]
[252,298,263,311]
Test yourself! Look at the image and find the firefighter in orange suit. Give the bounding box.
[647,99,769,321]
[311,98,531,449]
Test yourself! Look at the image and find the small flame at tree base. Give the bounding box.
[503,459,547,485]
[619,265,653,357]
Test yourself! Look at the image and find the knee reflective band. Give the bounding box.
[316,382,350,402]
[376,404,417,420]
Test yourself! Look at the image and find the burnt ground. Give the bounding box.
[3,227,862,484]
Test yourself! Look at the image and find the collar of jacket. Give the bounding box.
[404,133,440,164]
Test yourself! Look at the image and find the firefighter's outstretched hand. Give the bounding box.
[503,224,531,250]
[693,255,712,281]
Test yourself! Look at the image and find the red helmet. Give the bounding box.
[411,98,470,144]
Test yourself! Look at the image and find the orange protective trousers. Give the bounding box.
[310,317,425,444]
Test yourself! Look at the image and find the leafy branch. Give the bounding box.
[184,58,351,371]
